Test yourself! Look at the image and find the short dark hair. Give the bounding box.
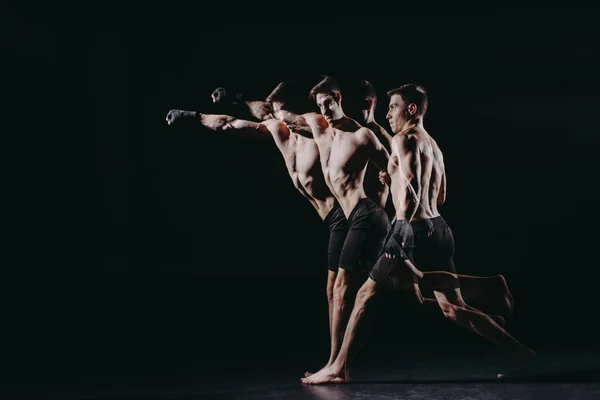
[265,80,313,114]
[387,84,428,116]
[265,80,297,104]
[358,79,377,107]
[309,76,341,102]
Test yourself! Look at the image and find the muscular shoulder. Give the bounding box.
[393,132,419,153]
[355,126,377,141]
[261,118,290,138]
[368,123,393,150]
[356,127,387,149]
[262,118,285,130]
[303,112,327,125]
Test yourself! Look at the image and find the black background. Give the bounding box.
[4,7,600,388]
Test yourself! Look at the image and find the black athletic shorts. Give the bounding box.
[338,198,390,272]
[324,202,349,271]
[369,218,414,284]
[411,216,458,287]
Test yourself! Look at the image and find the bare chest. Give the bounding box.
[279,135,320,174]
[319,132,368,175]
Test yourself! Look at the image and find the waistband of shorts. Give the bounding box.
[348,197,376,221]
[411,216,448,232]
[390,217,410,226]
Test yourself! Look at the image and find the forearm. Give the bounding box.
[405,180,421,221]
[437,174,446,205]
[370,148,390,172]
[437,191,446,205]
[195,113,269,140]
[197,113,235,131]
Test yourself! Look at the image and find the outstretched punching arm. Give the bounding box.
[211,87,274,121]
[166,109,271,141]
[272,110,317,138]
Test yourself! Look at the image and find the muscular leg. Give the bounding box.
[326,270,337,345]
[302,278,378,384]
[420,272,514,318]
[311,268,364,376]
[457,274,514,317]
[304,271,338,378]
[432,288,535,358]
[423,298,505,327]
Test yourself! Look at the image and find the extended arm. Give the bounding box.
[272,110,316,138]
[166,109,271,141]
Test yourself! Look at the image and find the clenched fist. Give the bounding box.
[166,109,197,125]
[379,170,391,186]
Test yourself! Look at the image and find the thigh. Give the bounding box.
[327,226,349,271]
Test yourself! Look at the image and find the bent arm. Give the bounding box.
[366,129,390,171]
[438,168,447,205]
[398,136,422,221]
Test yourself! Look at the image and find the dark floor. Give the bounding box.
[6,347,600,399]
[5,275,599,399]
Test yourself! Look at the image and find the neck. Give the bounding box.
[331,116,349,129]
[331,102,349,120]
[398,118,423,134]
[362,109,375,125]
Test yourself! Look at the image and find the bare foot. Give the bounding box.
[497,346,537,381]
[301,366,349,385]
[303,363,332,378]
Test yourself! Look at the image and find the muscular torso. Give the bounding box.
[275,130,337,220]
[412,130,445,221]
[364,122,393,213]
[316,119,374,218]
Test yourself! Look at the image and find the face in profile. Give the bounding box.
[386,94,407,134]
[315,92,341,124]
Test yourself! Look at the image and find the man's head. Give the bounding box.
[266,80,299,112]
[309,76,345,124]
[386,84,428,134]
[355,79,377,124]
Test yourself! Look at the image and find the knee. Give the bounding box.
[354,285,375,310]
[332,284,347,306]
[439,300,458,321]
[326,286,335,304]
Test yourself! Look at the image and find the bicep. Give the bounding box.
[400,139,421,182]
[367,130,390,170]
[199,114,235,130]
